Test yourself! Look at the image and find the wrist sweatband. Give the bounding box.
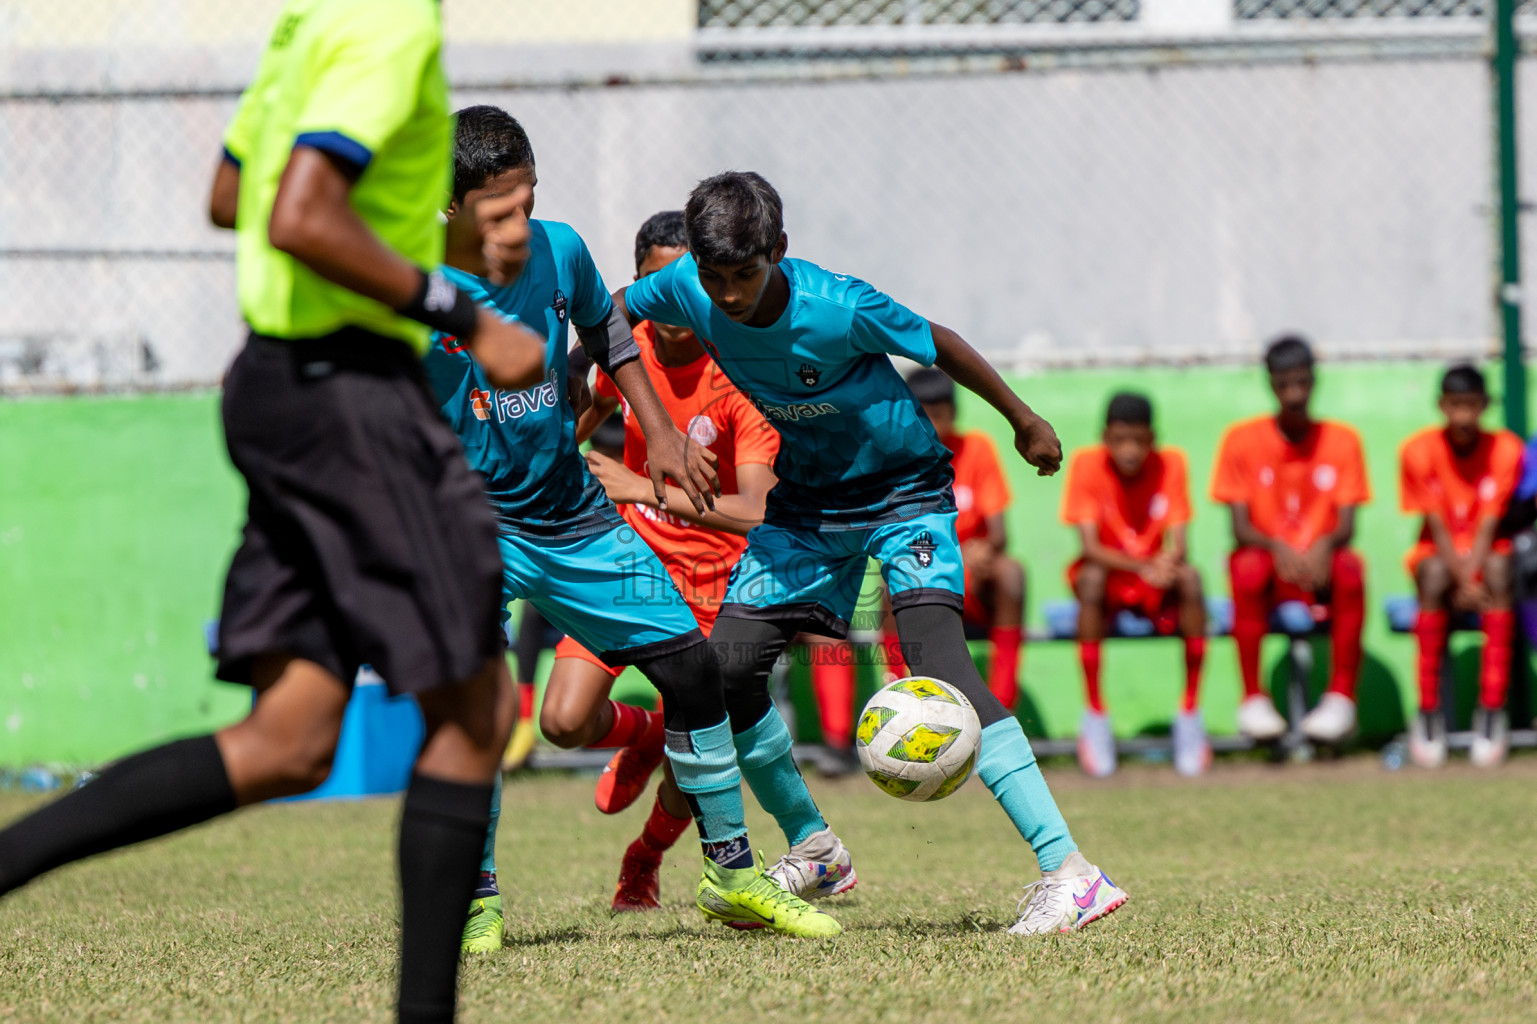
[399,269,479,340]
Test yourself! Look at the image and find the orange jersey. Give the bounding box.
[1399,426,1522,553]
[594,321,779,615]
[945,431,1012,544]
[1210,416,1370,550]
[1060,445,1191,559]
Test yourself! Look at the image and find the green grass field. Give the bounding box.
[3,758,1535,1024]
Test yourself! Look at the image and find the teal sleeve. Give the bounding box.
[849,282,936,365]
[624,254,694,328]
[567,229,614,330]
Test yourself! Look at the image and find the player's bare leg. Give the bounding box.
[1072,563,1116,777]
[539,656,665,813]
[1171,566,1211,776]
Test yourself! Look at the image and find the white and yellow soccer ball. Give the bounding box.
[854,676,981,802]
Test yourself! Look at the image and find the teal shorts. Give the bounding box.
[718,510,965,638]
[497,524,702,665]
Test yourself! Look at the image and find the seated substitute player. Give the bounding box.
[806,367,1027,774]
[612,171,1128,935]
[544,209,803,912]
[1060,392,1209,778]
[1211,335,1371,744]
[1400,364,1522,769]
[427,108,840,947]
[0,4,549,1022]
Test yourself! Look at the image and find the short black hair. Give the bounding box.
[1441,362,1487,396]
[684,171,783,266]
[590,413,625,459]
[907,368,956,407]
[452,105,534,202]
[634,210,687,272]
[1264,333,1315,374]
[1105,392,1153,428]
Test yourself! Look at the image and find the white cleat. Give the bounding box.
[1172,709,1212,777]
[1076,710,1117,778]
[764,827,858,901]
[1008,851,1128,936]
[1301,692,1357,744]
[1470,707,1510,768]
[1237,694,1288,741]
[1408,710,1447,768]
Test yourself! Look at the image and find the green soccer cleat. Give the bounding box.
[695,860,843,938]
[461,895,504,954]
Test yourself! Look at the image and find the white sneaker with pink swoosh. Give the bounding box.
[1008,851,1128,936]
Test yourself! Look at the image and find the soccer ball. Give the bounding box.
[854,676,981,802]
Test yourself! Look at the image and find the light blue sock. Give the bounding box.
[667,721,748,843]
[733,708,826,847]
[977,717,1077,872]
[479,770,501,875]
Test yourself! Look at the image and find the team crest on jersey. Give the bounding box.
[797,363,822,388]
[688,415,719,446]
[551,290,568,324]
[908,531,937,569]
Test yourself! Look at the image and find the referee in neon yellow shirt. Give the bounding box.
[0,3,547,1021]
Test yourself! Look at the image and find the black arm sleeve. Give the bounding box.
[573,302,640,377]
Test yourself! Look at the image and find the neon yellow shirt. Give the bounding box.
[224,0,450,352]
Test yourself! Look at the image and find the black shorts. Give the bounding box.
[215,330,504,695]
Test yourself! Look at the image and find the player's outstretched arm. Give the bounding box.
[930,322,1061,476]
[268,148,543,390]
[587,454,771,536]
[605,358,719,513]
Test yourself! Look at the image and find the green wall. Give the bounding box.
[0,361,1525,766]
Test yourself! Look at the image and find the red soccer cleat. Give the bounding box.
[612,839,663,912]
[595,734,666,815]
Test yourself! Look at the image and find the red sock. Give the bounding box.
[1182,635,1206,712]
[1080,640,1104,713]
[811,645,855,749]
[1481,609,1515,711]
[517,680,536,721]
[1229,547,1274,699]
[1414,610,1449,712]
[639,792,692,853]
[1327,550,1365,698]
[593,701,660,749]
[987,626,1022,711]
[881,627,909,677]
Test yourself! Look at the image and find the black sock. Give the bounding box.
[0,735,235,897]
[397,773,495,1024]
[704,836,754,870]
[473,871,498,899]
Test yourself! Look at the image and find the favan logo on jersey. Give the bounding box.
[469,388,493,421]
[469,373,560,424]
[797,363,822,388]
[908,531,937,568]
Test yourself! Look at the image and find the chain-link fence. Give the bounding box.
[0,0,1528,390]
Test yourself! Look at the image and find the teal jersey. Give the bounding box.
[624,255,955,531]
[423,220,620,537]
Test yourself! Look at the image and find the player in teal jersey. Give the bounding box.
[0,4,550,1022]
[614,171,1129,935]
[426,108,844,947]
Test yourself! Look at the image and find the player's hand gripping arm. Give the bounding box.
[603,358,719,514]
[587,453,771,536]
[930,323,1061,476]
[267,148,543,390]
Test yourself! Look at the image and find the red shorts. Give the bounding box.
[961,563,989,626]
[1404,538,1512,577]
[1067,559,1178,635]
[553,597,720,678]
